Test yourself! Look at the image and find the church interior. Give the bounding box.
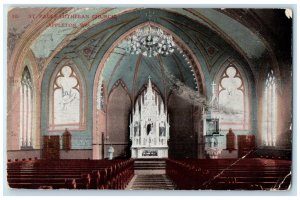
[6,8,293,191]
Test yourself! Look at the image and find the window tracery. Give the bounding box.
[49,65,84,130]
[262,70,277,146]
[20,67,33,148]
[218,65,247,130]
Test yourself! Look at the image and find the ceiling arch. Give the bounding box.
[91,20,208,104]
[36,8,261,113]
[28,8,266,61]
[42,8,261,103]
[6,7,270,86]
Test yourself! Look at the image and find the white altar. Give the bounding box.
[129,77,170,158]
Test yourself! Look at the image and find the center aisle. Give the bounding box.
[126,174,176,190]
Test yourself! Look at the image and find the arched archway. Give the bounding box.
[106,80,132,158]
[92,21,207,159]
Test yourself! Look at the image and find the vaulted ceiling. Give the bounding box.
[8,8,291,99]
[27,8,267,60]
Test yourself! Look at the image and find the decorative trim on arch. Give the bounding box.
[93,21,206,101]
[108,79,132,104]
[96,80,107,112]
[214,57,250,89]
[91,21,208,156]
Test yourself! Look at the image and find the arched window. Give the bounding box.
[262,70,277,146]
[218,65,248,130]
[49,65,84,130]
[20,67,33,148]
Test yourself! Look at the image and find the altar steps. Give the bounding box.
[134,159,166,175]
[127,174,176,190]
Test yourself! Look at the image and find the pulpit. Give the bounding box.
[204,134,224,159]
[129,77,170,158]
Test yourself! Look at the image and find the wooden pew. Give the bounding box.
[166,158,291,190]
[7,159,134,189]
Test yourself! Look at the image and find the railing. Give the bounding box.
[131,136,168,147]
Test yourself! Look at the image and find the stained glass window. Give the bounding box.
[262,70,277,146]
[20,67,33,148]
[218,66,247,130]
[49,65,83,130]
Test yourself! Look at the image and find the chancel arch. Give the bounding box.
[92,21,207,159]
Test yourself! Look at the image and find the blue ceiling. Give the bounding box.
[48,8,255,99]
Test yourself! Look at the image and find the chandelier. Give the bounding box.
[126,25,176,57]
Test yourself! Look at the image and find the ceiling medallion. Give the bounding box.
[126,25,176,57]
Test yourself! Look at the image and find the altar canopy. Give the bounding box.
[129,77,170,158]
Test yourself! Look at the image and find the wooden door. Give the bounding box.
[42,135,60,160]
[238,135,255,158]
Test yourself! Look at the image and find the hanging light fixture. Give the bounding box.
[126,25,176,57]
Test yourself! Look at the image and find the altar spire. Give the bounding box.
[129,77,170,158]
[147,75,153,93]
